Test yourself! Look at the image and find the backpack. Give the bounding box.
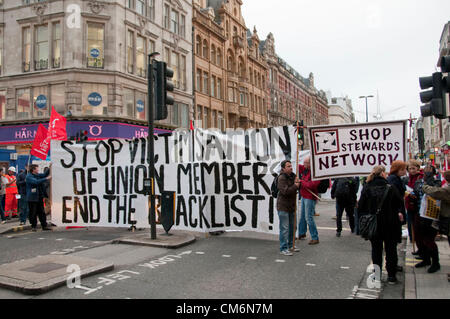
[334,178,352,199]
[271,174,279,198]
[317,179,330,194]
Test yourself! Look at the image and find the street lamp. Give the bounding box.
[359,95,374,123]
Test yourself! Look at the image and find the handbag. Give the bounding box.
[359,185,390,240]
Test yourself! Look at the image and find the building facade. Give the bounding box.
[326,93,354,125]
[261,32,328,148]
[0,0,193,165]
[192,0,268,130]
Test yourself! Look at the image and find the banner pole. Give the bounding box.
[293,121,300,249]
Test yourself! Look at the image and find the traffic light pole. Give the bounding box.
[148,55,157,240]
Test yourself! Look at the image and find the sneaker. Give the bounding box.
[1,220,6,224]
[387,276,398,285]
[308,240,320,245]
[289,247,300,253]
[415,260,431,268]
[427,263,441,274]
[280,250,293,256]
[336,232,341,237]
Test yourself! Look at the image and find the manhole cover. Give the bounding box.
[21,263,66,274]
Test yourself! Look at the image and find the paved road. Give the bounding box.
[0,201,405,299]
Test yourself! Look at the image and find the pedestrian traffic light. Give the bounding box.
[419,72,446,119]
[155,61,174,121]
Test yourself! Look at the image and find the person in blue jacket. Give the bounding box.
[26,164,52,231]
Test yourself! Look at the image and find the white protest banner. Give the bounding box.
[308,120,407,180]
[51,126,300,234]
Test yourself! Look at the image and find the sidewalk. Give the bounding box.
[0,218,34,235]
[404,236,450,299]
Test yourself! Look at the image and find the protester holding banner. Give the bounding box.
[331,177,359,237]
[413,165,442,273]
[405,159,424,253]
[0,168,6,224]
[26,164,52,232]
[277,160,301,256]
[4,167,18,218]
[423,170,450,280]
[298,156,321,245]
[357,165,403,284]
[16,166,29,226]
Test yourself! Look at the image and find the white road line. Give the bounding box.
[340,266,350,270]
[306,263,316,267]
[38,238,45,240]
[247,257,257,260]
[222,255,231,258]
[56,238,64,241]
[275,259,286,263]
[195,252,205,255]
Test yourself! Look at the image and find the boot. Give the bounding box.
[415,252,431,268]
[427,250,441,274]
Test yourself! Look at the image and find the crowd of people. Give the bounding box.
[0,164,52,231]
[275,157,450,284]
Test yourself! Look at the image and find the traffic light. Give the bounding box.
[441,55,450,118]
[155,61,175,121]
[417,128,425,153]
[419,72,446,119]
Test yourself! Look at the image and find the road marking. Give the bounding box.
[306,263,316,267]
[195,251,205,255]
[38,238,45,240]
[340,266,350,270]
[56,238,64,241]
[247,257,257,260]
[222,255,231,258]
[317,226,351,231]
[275,259,286,263]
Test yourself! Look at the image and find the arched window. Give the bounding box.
[211,44,216,65]
[238,57,245,77]
[202,40,209,59]
[196,35,201,55]
[227,51,234,72]
[217,49,222,67]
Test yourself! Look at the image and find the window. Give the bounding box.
[171,103,179,126]
[211,110,216,128]
[196,69,202,92]
[211,76,216,98]
[136,0,145,16]
[217,49,222,67]
[127,0,133,9]
[147,0,155,21]
[171,9,179,34]
[203,72,209,95]
[17,88,31,119]
[171,51,179,88]
[203,108,208,128]
[149,40,155,54]
[136,35,146,77]
[51,84,65,115]
[81,83,107,116]
[0,90,6,120]
[202,40,208,59]
[123,88,134,118]
[52,22,61,68]
[180,55,186,91]
[240,91,245,106]
[196,35,201,55]
[211,45,216,65]
[180,15,186,38]
[164,5,170,29]
[33,86,48,118]
[127,30,134,73]
[87,23,104,68]
[35,25,48,70]
[180,103,189,129]
[217,78,222,99]
[218,112,223,130]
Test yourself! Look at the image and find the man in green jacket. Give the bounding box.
[423,170,450,281]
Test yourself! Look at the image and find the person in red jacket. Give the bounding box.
[298,156,321,245]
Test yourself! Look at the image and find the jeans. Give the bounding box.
[18,197,29,223]
[0,195,5,221]
[406,211,414,242]
[336,201,355,233]
[278,211,294,252]
[298,198,319,240]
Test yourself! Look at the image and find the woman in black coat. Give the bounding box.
[358,165,404,285]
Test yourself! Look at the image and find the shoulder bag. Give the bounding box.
[359,185,390,241]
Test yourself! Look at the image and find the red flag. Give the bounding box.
[30,124,50,160]
[48,106,67,140]
[190,120,194,131]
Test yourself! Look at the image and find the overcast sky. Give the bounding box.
[241,0,450,123]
